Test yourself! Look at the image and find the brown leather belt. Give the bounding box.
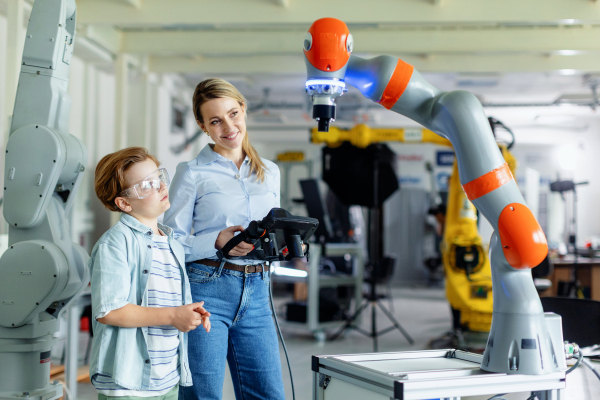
[192,258,267,274]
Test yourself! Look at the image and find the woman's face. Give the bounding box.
[199,97,246,152]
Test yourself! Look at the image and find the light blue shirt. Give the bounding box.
[89,213,193,390]
[163,144,280,265]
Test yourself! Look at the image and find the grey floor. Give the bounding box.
[73,286,600,400]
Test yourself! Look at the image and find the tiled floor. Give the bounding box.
[72,286,600,400]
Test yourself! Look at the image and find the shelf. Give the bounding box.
[271,243,364,336]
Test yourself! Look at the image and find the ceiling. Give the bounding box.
[74,0,600,75]
[68,0,600,116]
[6,0,600,138]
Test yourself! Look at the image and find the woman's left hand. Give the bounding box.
[215,225,254,257]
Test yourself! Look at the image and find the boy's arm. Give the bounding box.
[91,240,211,332]
[98,302,209,332]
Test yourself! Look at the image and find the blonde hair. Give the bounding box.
[192,78,267,182]
[94,147,159,212]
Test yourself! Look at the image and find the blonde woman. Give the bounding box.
[163,78,284,400]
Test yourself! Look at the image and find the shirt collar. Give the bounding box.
[119,213,174,238]
[196,144,250,166]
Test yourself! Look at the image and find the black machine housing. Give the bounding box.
[217,208,319,262]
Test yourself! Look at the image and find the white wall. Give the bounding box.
[153,74,202,176]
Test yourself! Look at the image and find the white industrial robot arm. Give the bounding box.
[0,0,89,399]
[304,18,565,375]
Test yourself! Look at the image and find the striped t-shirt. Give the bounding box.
[93,233,183,396]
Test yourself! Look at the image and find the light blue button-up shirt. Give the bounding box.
[163,144,280,265]
[89,213,193,390]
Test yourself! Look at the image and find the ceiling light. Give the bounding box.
[555,50,580,56]
[557,69,579,76]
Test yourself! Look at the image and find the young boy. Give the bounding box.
[89,147,210,399]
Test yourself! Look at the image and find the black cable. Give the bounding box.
[487,394,508,400]
[488,116,516,149]
[566,351,584,374]
[268,269,296,400]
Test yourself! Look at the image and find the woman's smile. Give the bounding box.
[222,131,239,141]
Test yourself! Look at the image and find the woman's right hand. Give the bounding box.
[215,225,254,257]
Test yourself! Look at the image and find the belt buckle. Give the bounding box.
[244,265,251,274]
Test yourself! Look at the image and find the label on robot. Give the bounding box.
[40,350,51,364]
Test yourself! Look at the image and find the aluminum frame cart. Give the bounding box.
[312,349,566,400]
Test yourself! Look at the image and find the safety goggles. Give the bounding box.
[119,168,170,199]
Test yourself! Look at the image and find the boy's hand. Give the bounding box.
[193,303,211,333]
[215,226,254,256]
[193,303,211,317]
[172,302,205,332]
[202,316,211,333]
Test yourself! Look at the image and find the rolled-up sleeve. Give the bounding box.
[90,243,131,320]
[164,162,220,262]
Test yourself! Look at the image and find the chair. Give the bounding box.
[540,297,600,347]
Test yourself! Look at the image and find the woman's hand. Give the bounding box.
[215,225,254,257]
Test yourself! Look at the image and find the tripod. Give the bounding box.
[329,148,414,351]
[550,179,588,298]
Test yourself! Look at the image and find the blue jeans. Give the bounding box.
[179,262,285,400]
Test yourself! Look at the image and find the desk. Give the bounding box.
[549,257,600,300]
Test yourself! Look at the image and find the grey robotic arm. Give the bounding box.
[304,18,565,375]
[0,0,89,399]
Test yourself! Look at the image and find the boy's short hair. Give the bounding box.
[95,147,160,212]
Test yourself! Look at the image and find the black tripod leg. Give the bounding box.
[372,301,378,352]
[329,299,370,341]
[376,301,415,345]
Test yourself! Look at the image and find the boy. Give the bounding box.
[89,147,210,399]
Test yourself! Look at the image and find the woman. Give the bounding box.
[163,78,285,400]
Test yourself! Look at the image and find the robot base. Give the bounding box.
[481,312,566,375]
[0,385,62,400]
[0,316,62,400]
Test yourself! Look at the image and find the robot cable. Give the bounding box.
[487,394,508,400]
[268,268,296,400]
[566,350,583,374]
[581,356,600,381]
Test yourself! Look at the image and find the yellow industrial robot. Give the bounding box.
[312,124,517,336]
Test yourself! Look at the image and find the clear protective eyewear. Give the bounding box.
[120,168,170,199]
